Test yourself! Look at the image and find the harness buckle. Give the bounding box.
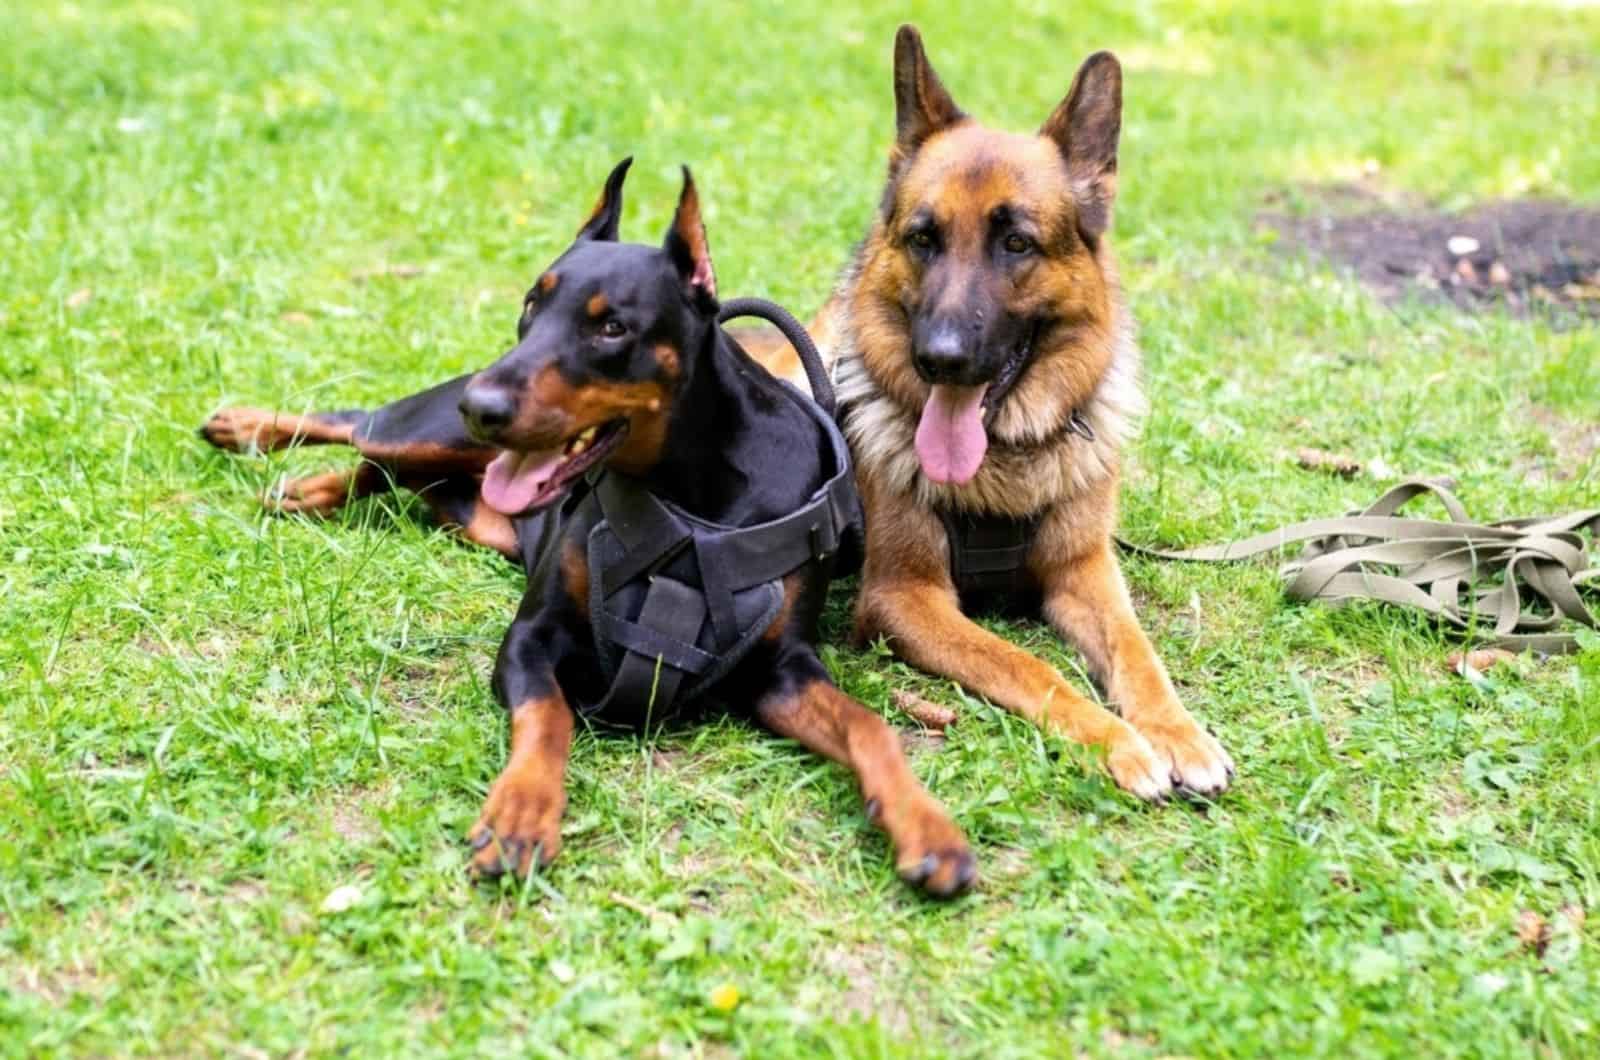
[808,521,838,562]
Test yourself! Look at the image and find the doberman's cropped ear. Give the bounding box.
[576,156,633,242]
[663,166,717,311]
[1039,52,1122,240]
[892,25,965,163]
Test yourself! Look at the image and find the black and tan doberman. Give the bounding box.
[202,160,976,896]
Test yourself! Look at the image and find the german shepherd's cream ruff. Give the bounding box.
[795,27,1234,800]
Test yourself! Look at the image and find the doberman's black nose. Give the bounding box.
[912,319,974,385]
[459,385,517,440]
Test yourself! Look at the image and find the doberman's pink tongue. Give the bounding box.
[915,384,988,485]
[480,448,564,516]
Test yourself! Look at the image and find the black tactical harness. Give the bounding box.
[528,298,861,723]
[934,412,1093,608]
[938,508,1045,606]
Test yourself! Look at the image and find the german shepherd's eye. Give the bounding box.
[905,228,937,258]
[599,318,628,340]
[1002,233,1034,255]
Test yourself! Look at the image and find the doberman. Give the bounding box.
[201,160,976,897]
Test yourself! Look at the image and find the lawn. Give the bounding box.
[3,1,1599,1056]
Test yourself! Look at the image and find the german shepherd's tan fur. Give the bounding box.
[784,27,1233,800]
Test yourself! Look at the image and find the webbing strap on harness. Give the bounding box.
[586,297,859,717]
[939,508,1043,600]
[1120,479,1600,653]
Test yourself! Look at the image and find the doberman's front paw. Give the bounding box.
[200,407,281,453]
[873,794,977,899]
[1105,724,1176,803]
[468,766,566,879]
[264,471,351,517]
[1139,719,1234,798]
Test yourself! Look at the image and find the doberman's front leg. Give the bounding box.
[468,693,573,877]
[469,619,574,878]
[755,654,976,898]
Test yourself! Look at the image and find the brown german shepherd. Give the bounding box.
[794,26,1234,801]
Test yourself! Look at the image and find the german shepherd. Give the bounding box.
[798,26,1234,800]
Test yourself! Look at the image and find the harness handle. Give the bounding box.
[717,297,835,416]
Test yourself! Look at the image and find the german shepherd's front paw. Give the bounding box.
[1140,721,1234,798]
[468,766,566,879]
[873,794,977,899]
[1105,726,1176,803]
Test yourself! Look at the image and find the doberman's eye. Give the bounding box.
[599,318,627,339]
[1002,233,1034,255]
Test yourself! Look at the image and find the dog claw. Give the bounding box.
[469,830,493,851]
[898,848,978,899]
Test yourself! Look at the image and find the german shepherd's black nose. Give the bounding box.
[912,319,974,384]
[459,386,516,440]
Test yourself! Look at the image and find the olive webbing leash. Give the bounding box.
[1120,479,1600,653]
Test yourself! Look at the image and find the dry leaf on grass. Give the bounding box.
[1515,909,1549,954]
[891,690,955,730]
[279,311,314,326]
[320,883,363,914]
[1449,648,1516,677]
[1296,447,1362,477]
[352,262,426,282]
[66,288,93,310]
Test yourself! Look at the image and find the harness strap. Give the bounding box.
[939,508,1044,599]
[594,576,708,718]
[719,297,835,416]
[1120,479,1600,653]
[595,473,692,595]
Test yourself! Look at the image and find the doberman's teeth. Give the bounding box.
[566,426,598,455]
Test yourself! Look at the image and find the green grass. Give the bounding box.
[3,1,1599,1056]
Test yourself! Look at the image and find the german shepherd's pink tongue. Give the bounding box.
[481,448,564,516]
[915,384,988,485]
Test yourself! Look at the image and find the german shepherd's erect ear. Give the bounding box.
[663,165,717,312]
[1039,53,1123,240]
[576,156,634,242]
[891,25,965,167]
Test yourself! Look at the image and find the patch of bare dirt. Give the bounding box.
[821,944,909,1035]
[1520,404,1600,482]
[329,782,392,845]
[1264,189,1600,320]
[11,961,106,1003]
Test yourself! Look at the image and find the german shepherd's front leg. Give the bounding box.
[1040,536,1234,797]
[754,651,976,897]
[852,479,1173,802]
